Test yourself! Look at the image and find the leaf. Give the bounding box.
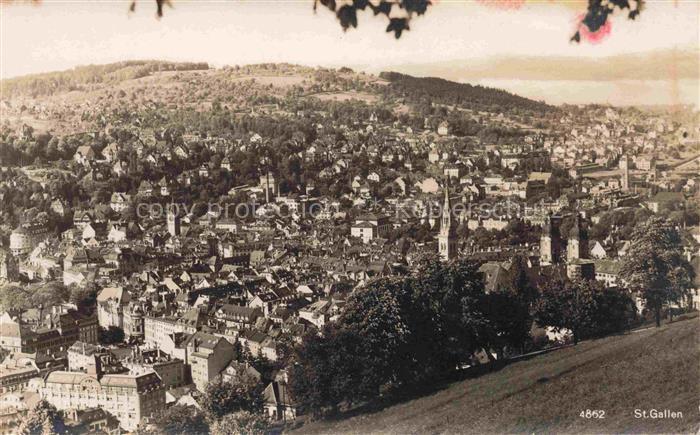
[386,18,409,38]
[338,5,359,29]
[570,31,581,43]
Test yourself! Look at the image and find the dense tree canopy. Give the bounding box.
[0,282,70,313]
[620,217,695,326]
[201,373,265,422]
[290,259,537,415]
[142,405,210,435]
[533,278,636,343]
[210,411,268,435]
[17,400,66,435]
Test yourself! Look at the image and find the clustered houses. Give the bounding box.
[0,308,98,356]
[1,64,699,432]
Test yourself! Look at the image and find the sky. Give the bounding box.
[0,0,698,104]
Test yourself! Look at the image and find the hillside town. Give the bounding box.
[1,63,699,433]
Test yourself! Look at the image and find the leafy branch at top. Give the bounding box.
[572,0,644,42]
[126,0,645,42]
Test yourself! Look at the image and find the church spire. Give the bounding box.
[440,185,454,236]
[438,184,457,261]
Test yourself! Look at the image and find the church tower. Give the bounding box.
[540,214,561,265]
[438,187,457,262]
[567,213,588,263]
[167,206,181,237]
[620,155,630,191]
[0,250,19,282]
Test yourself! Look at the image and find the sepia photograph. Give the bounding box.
[0,0,698,433]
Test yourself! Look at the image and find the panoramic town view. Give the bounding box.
[0,1,698,434]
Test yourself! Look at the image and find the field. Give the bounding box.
[310,91,378,103]
[292,315,700,434]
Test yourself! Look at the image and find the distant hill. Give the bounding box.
[380,71,554,113]
[0,60,209,98]
[1,61,556,121]
[295,315,700,434]
[384,48,699,82]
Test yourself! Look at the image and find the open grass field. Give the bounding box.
[292,315,700,434]
[310,91,379,103]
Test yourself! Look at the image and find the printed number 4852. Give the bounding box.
[580,410,605,419]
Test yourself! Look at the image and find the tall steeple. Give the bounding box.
[438,185,457,262]
[567,213,588,263]
[540,213,562,265]
[621,155,630,191]
[167,205,181,237]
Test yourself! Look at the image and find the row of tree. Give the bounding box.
[287,257,638,416]
[288,218,694,416]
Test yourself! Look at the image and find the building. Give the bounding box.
[593,259,621,287]
[122,304,145,341]
[9,220,49,257]
[566,260,596,281]
[567,214,588,263]
[73,146,96,165]
[0,356,39,394]
[41,371,165,431]
[259,172,277,203]
[214,304,261,328]
[110,192,132,213]
[264,381,297,421]
[620,155,630,191]
[0,250,19,282]
[636,155,655,171]
[167,206,181,237]
[646,192,684,213]
[478,261,511,293]
[185,332,235,391]
[63,407,121,434]
[67,341,125,375]
[121,348,186,390]
[0,309,97,356]
[540,214,562,265]
[0,312,27,353]
[350,214,391,244]
[0,390,41,434]
[143,316,196,355]
[438,187,457,262]
[96,287,131,330]
[350,221,376,244]
[298,299,332,329]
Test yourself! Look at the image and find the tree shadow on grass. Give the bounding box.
[313,345,571,425]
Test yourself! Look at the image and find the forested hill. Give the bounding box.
[380,71,555,113]
[1,61,210,98]
[1,61,558,139]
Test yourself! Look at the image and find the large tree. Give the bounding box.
[98,326,125,345]
[290,259,496,414]
[289,276,421,415]
[17,400,66,435]
[620,217,694,327]
[0,284,31,312]
[533,278,636,344]
[143,405,209,435]
[210,411,268,435]
[201,373,265,422]
[410,259,491,368]
[338,276,411,387]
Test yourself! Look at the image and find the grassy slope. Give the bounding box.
[294,316,700,434]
